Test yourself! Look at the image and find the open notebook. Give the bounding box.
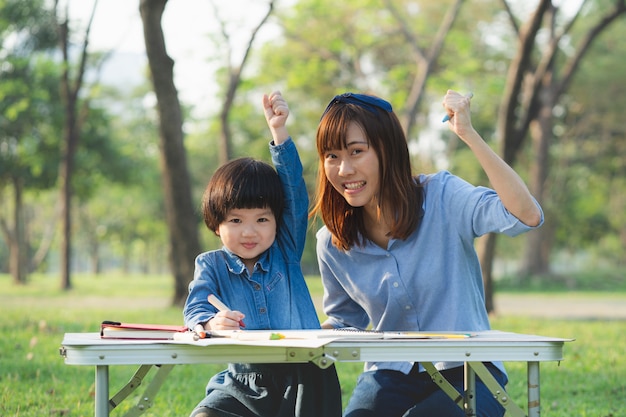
[100,321,473,341]
[209,329,473,341]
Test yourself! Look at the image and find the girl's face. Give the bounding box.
[217,207,277,271]
[323,122,381,212]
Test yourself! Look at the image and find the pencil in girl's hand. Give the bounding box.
[208,294,246,328]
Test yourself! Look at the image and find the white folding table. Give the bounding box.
[59,330,571,417]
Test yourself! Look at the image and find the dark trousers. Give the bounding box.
[345,363,507,417]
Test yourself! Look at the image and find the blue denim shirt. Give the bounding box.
[184,138,320,330]
[317,171,544,374]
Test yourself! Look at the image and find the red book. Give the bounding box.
[100,321,189,340]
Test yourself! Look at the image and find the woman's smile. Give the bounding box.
[324,122,380,208]
[344,181,366,191]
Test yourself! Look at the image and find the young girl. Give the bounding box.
[184,92,341,417]
[311,91,543,417]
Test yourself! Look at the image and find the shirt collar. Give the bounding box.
[221,246,271,275]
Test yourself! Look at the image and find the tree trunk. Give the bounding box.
[479,0,552,311]
[88,238,100,274]
[140,0,202,306]
[56,0,97,290]
[58,103,78,289]
[9,176,27,284]
[522,87,554,277]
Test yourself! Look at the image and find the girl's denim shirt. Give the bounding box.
[184,138,320,330]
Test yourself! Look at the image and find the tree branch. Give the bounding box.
[498,0,551,162]
[384,0,465,135]
[556,0,626,97]
[72,0,98,103]
[381,0,426,61]
[500,0,520,36]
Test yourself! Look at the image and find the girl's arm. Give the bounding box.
[264,91,308,258]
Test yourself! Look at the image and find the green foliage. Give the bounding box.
[0,56,63,188]
[0,0,60,186]
[0,0,57,53]
[542,10,626,262]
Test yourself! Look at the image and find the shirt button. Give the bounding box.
[254,284,261,290]
[259,307,267,314]
[405,305,411,310]
[393,282,399,288]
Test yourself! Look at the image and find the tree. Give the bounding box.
[209,0,276,165]
[140,0,202,305]
[552,16,626,266]
[382,0,465,137]
[476,0,626,309]
[71,81,169,275]
[54,0,99,289]
[0,0,60,284]
[70,97,148,274]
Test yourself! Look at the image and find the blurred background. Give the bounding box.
[1,0,624,309]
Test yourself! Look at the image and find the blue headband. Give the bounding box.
[322,92,393,118]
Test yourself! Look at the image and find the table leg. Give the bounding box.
[468,362,526,417]
[421,362,464,410]
[528,362,540,417]
[464,362,476,417]
[95,365,110,417]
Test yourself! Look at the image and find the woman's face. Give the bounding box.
[323,122,380,211]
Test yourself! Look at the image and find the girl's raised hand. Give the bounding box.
[263,91,290,144]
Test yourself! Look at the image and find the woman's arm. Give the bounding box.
[442,90,542,227]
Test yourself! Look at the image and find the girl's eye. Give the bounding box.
[229,218,241,224]
[324,152,337,160]
[258,218,269,223]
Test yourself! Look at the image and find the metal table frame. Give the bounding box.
[60,331,570,417]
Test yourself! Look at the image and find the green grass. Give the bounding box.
[1,273,624,417]
[496,267,626,292]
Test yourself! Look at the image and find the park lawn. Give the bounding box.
[0,273,624,417]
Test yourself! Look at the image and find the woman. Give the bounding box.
[310,91,543,417]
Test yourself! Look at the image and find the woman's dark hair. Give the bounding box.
[310,93,422,250]
[202,157,284,233]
